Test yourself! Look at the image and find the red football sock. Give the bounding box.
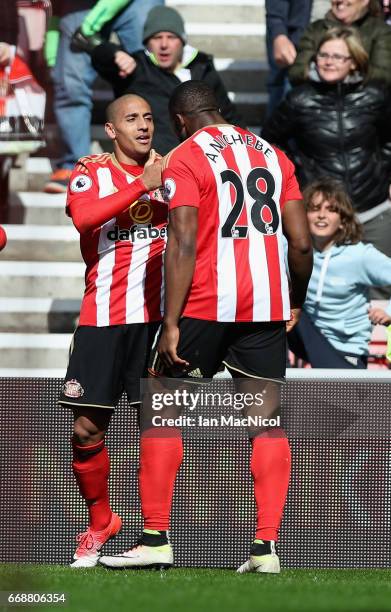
[72,438,112,531]
[250,428,291,542]
[139,428,183,531]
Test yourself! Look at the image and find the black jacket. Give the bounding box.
[92,43,244,154]
[262,78,391,213]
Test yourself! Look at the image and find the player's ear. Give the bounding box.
[173,113,186,138]
[105,121,116,141]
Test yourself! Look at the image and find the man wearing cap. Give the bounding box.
[91,5,244,154]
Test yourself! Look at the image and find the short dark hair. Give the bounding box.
[169,80,219,117]
[106,94,151,123]
[303,177,362,246]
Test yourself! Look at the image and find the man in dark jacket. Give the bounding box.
[92,6,243,154]
[289,0,391,84]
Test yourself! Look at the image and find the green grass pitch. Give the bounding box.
[2,565,391,612]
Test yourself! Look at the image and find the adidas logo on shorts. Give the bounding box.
[187,368,203,378]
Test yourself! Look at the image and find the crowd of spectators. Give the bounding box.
[264,0,391,367]
[90,5,244,155]
[44,0,164,192]
[262,26,391,281]
[1,0,391,368]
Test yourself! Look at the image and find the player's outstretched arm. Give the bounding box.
[158,206,198,368]
[282,199,313,331]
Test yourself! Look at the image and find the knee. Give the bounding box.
[73,416,107,446]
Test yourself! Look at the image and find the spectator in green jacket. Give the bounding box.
[289,0,391,84]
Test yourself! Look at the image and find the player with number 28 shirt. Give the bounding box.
[101,82,313,573]
[163,120,299,324]
[156,82,313,573]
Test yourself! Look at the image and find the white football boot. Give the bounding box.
[237,540,280,574]
[100,542,173,570]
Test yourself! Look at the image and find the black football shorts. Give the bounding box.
[149,318,286,381]
[58,323,160,410]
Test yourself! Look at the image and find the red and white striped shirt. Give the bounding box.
[162,126,302,322]
[67,153,167,326]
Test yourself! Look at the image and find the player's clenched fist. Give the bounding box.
[141,149,163,190]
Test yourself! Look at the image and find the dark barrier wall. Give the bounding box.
[1,377,391,568]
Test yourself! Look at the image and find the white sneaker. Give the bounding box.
[100,543,173,570]
[237,541,280,574]
[71,555,100,569]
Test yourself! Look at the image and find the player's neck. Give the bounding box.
[188,112,227,134]
[113,147,148,167]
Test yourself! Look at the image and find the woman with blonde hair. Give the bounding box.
[262,26,391,296]
[287,178,391,368]
[289,0,391,84]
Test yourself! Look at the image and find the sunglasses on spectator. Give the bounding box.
[316,52,352,63]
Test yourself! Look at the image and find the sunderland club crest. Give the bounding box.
[63,379,85,398]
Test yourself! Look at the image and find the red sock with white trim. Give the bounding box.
[72,438,112,531]
[250,428,291,542]
[139,428,183,531]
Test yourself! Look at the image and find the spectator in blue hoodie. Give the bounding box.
[288,178,391,368]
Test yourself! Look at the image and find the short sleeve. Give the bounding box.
[66,162,98,218]
[276,148,302,208]
[163,153,200,210]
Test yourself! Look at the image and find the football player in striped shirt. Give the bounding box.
[58,94,170,567]
[100,81,313,573]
